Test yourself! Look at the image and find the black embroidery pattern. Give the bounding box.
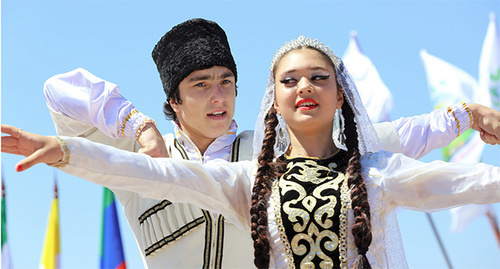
[278,151,348,268]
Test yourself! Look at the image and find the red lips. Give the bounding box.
[295,98,318,110]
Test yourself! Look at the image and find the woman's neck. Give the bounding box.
[286,127,337,159]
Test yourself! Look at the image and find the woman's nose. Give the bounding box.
[297,77,313,94]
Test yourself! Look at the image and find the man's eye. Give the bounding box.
[311,75,330,81]
[279,78,296,85]
[195,82,206,87]
[221,79,231,84]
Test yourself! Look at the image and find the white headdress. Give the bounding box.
[252,36,383,159]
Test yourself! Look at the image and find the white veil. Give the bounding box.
[252,36,383,159]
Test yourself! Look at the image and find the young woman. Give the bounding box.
[3,36,499,268]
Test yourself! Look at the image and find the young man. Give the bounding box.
[44,19,500,268]
[45,19,254,269]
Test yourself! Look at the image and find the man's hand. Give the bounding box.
[137,122,168,157]
[468,103,500,145]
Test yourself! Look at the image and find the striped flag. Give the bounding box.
[2,180,13,269]
[100,188,126,269]
[343,31,393,123]
[39,183,60,269]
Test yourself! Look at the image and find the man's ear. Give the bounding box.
[169,99,180,112]
[337,87,344,109]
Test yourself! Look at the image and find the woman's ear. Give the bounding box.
[274,99,281,115]
[337,87,344,109]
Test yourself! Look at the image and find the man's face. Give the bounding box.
[170,66,236,145]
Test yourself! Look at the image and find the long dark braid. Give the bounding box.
[341,100,372,269]
[250,107,281,268]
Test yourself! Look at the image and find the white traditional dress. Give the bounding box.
[50,136,500,268]
[44,67,475,268]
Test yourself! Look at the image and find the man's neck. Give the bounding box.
[193,138,216,155]
[173,120,236,156]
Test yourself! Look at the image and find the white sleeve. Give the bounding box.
[43,68,152,140]
[56,136,254,231]
[371,151,500,211]
[391,103,473,159]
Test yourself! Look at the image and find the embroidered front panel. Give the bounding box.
[275,152,348,268]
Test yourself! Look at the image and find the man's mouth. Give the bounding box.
[208,110,226,116]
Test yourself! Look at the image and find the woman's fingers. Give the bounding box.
[15,149,44,172]
[1,124,64,171]
[1,125,21,137]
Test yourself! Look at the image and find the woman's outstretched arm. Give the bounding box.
[2,124,253,230]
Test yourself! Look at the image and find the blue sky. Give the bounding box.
[2,0,499,268]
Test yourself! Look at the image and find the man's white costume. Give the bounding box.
[45,68,473,268]
[44,68,256,268]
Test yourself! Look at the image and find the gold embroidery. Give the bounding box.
[275,158,348,268]
[121,109,138,136]
[447,106,461,137]
[314,180,341,229]
[280,180,309,233]
[290,222,338,269]
[135,118,156,141]
[461,102,474,126]
[287,160,331,184]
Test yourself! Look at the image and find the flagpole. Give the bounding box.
[485,211,500,248]
[53,169,58,199]
[425,213,453,269]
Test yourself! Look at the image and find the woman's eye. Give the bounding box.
[311,75,330,81]
[279,78,297,85]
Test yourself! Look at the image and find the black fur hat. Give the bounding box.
[152,18,237,106]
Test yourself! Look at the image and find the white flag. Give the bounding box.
[478,12,500,111]
[450,204,493,233]
[343,32,393,123]
[420,50,484,163]
[420,50,478,108]
[449,13,500,235]
[421,15,499,233]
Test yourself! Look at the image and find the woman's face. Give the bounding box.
[273,48,344,136]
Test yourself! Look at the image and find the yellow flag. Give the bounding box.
[39,196,60,269]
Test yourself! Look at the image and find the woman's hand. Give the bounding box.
[1,124,64,172]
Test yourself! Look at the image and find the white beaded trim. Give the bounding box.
[339,177,350,268]
[272,178,296,269]
[48,136,70,168]
[271,36,340,73]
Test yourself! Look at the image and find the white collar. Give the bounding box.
[171,120,238,162]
